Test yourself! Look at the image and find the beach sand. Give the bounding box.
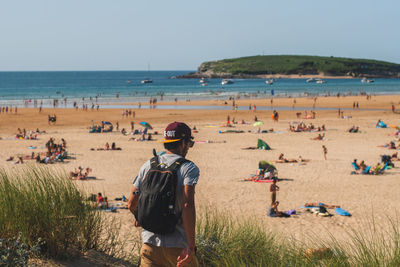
[1,94,400,243]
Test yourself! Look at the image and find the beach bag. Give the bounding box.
[135,156,187,234]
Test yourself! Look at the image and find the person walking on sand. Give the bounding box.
[322,145,328,160]
[270,178,279,205]
[128,122,199,267]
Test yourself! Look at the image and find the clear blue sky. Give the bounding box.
[1,0,399,71]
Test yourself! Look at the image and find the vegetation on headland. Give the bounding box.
[2,167,400,266]
[180,55,400,78]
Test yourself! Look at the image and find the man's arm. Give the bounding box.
[177,185,196,266]
[128,185,140,226]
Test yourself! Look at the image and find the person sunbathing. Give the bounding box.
[78,168,92,180]
[348,126,359,133]
[358,160,369,173]
[388,141,397,149]
[70,167,92,180]
[352,159,360,170]
[377,141,395,148]
[298,156,310,163]
[111,142,122,150]
[16,156,24,164]
[313,133,325,140]
[268,201,290,217]
[70,167,83,179]
[391,152,399,161]
[369,162,387,175]
[304,203,340,209]
[275,153,298,163]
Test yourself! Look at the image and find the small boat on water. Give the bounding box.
[141,79,153,84]
[315,79,326,84]
[201,82,208,86]
[361,77,374,83]
[265,79,274,85]
[199,77,208,84]
[306,78,317,83]
[221,79,234,85]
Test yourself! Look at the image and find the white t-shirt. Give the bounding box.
[133,153,199,248]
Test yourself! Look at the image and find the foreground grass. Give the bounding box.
[2,167,399,266]
[194,209,400,267]
[0,167,131,262]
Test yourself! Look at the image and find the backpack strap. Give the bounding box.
[149,156,160,169]
[168,158,188,173]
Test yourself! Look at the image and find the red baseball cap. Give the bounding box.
[159,122,193,143]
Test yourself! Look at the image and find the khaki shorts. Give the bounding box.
[140,243,198,267]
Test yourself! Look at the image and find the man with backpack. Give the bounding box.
[128,122,199,267]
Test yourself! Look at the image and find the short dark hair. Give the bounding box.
[164,139,183,151]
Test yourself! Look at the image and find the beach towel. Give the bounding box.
[285,209,296,215]
[219,130,244,134]
[334,208,351,216]
[253,179,274,183]
[377,121,387,128]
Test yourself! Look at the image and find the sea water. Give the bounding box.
[0,71,399,108]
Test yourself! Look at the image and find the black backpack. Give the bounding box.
[135,155,187,234]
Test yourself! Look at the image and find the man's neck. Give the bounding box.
[166,150,185,157]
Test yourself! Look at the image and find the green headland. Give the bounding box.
[181,55,400,78]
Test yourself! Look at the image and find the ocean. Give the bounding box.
[0,71,399,108]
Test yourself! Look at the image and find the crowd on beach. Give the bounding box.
[91,142,122,151]
[16,128,46,140]
[289,122,326,132]
[35,137,69,164]
[0,106,18,114]
[70,167,92,180]
[6,135,68,165]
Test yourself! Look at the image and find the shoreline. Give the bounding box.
[178,73,400,79]
[0,94,398,135]
[2,94,400,111]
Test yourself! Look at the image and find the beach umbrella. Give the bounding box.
[140,121,153,129]
[253,121,264,127]
[257,139,271,150]
[258,160,276,172]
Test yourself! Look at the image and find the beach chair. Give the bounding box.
[362,166,371,175]
[352,162,360,171]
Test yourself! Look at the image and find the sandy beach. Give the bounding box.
[1,94,400,243]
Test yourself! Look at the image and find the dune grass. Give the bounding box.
[0,167,130,260]
[195,209,400,267]
[2,166,399,266]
